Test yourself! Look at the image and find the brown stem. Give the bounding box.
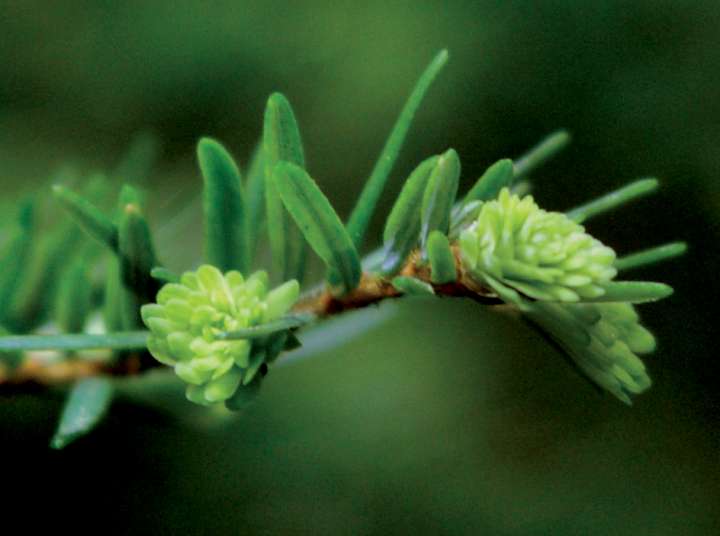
[0,352,149,388]
[0,246,500,388]
[300,246,500,313]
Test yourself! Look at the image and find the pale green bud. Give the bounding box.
[146,335,175,366]
[141,264,300,406]
[175,361,213,385]
[264,280,300,322]
[186,385,212,406]
[166,332,195,360]
[204,367,243,403]
[528,301,654,403]
[459,188,617,302]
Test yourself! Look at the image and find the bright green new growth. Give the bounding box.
[141,265,299,407]
[459,188,617,302]
[527,302,654,404]
[0,49,688,447]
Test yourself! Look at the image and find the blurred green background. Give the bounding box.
[2,1,719,534]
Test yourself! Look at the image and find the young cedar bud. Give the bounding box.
[527,302,654,404]
[141,264,299,406]
[459,188,617,302]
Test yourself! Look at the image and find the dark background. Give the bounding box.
[2,1,718,534]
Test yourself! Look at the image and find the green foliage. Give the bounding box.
[0,331,149,352]
[263,93,307,283]
[346,50,449,249]
[52,185,118,251]
[0,200,36,325]
[513,130,571,180]
[3,220,83,332]
[150,266,180,284]
[198,138,250,273]
[54,249,94,334]
[420,149,461,255]
[0,50,687,443]
[51,377,114,449]
[464,158,514,204]
[103,257,126,333]
[615,242,687,272]
[448,200,482,239]
[272,162,361,295]
[583,281,674,303]
[117,196,158,330]
[392,276,435,296]
[566,178,659,223]
[245,144,267,262]
[118,193,157,293]
[427,231,457,284]
[381,155,439,275]
[218,313,314,340]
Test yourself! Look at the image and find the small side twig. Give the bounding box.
[0,246,500,388]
